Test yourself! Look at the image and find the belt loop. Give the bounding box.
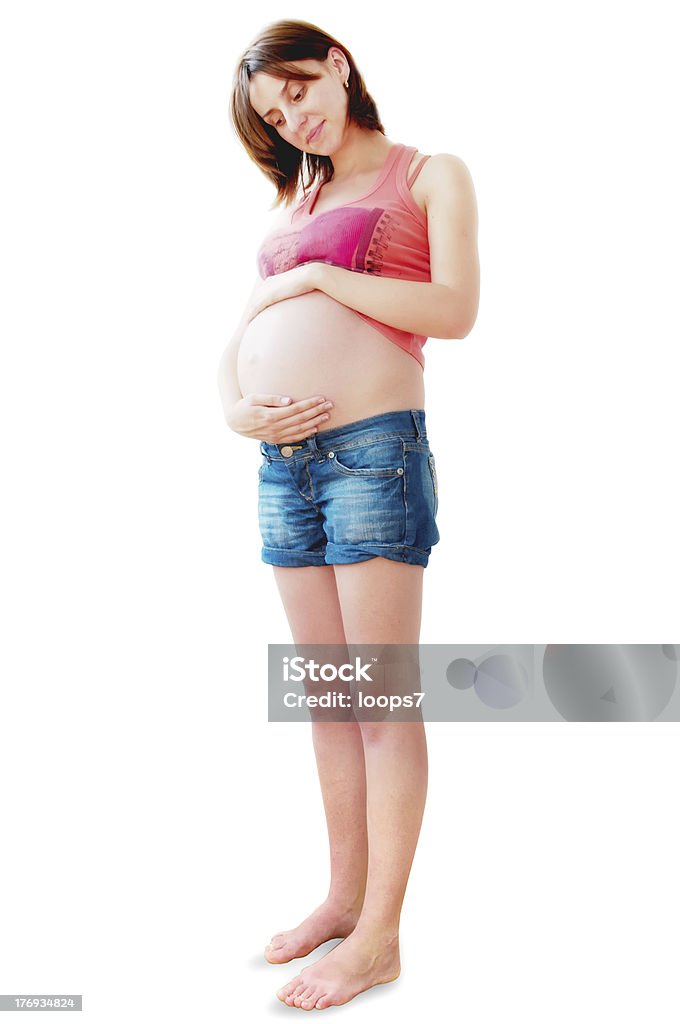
[410,409,423,442]
[306,434,323,461]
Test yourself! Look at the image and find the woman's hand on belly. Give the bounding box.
[247,263,320,323]
[227,392,334,443]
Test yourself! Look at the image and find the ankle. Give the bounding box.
[325,891,365,918]
[351,917,400,947]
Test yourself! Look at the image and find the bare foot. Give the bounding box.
[276,929,400,1009]
[264,899,362,964]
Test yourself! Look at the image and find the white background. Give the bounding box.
[1,1,678,1021]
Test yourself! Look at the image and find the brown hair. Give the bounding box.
[230,19,386,209]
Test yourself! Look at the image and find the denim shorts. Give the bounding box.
[257,408,440,568]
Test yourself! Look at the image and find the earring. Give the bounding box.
[344,79,349,89]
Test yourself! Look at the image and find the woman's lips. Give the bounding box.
[307,121,324,144]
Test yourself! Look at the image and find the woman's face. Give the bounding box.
[248,50,349,155]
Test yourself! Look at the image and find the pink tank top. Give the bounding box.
[255,142,431,369]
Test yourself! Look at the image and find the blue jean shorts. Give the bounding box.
[257,408,440,568]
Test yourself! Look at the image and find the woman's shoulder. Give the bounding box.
[412,152,477,217]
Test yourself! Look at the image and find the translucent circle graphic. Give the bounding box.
[543,645,677,721]
[446,658,476,690]
[475,655,528,709]
[446,655,528,709]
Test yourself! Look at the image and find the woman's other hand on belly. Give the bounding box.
[227,392,334,443]
[246,263,321,323]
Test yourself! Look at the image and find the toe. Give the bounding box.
[294,986,315,1008]
[277,976,302,1003]
[316,994,333,1010]
[286,980,307,1006]
[266,942,289,964]
[266,933,286,956]
[300,988,318,1010]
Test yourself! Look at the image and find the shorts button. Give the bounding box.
[397,467,404,475]
[280,445,293,457]
[328,451,335,458]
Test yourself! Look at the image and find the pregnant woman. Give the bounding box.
[218,19,479,1011]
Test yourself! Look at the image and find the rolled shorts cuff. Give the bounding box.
[324,541,432,568]
[262,542,432,569]
[261,545,327,568]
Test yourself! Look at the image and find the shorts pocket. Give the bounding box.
[324,471,407,546]
[427,453,439,516]
[326,438,405,478]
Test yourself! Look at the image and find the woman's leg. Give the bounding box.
[278,557,427,1010]
[264,564,368,964]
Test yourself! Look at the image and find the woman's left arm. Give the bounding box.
[312,154,480,339]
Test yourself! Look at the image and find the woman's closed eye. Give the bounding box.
[274,89,304,127]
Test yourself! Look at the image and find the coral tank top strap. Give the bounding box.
[290,142,429,224]
[369,143,430,215]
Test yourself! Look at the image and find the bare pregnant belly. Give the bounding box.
[236,291,425,431]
